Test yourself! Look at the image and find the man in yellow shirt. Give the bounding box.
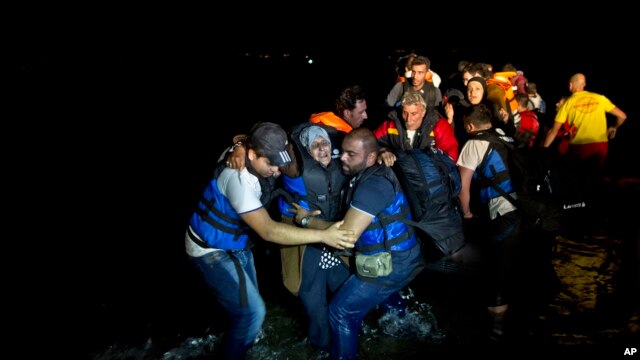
[543,73,626,162]
[542,73,627,223]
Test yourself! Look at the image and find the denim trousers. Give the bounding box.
[189,249,265,360]
[298,245,350,350]
[328,244,424,359]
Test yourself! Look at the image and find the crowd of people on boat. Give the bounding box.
[184,53,627,359]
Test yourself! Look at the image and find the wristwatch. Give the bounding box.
[300,215,311,228]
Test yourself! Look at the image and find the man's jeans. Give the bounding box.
[189,249,265,359]
[329,244,424,359]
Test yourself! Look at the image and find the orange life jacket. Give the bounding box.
[486,71,518,113]
[309,112,353,133]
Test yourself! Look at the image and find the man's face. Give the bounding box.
[462,71,474,87]
[402,103,426,131]
[343,99,368,129]
[340,137,369,176]
[249,150,282,178]
[462,118,473,134]
[411,64,427,90]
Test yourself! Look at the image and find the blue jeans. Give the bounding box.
[189,249,265,360]
[328,244,424,359]
[298,245,350,350]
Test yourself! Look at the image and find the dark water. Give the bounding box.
[16,38,638,358]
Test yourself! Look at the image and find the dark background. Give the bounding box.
[10,13,638,356]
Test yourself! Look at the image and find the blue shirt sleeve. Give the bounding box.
[350,175,395,216]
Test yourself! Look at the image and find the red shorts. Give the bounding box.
[566,142,608,169]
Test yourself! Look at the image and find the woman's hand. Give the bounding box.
[290,202,321,225]
[227,144,246,170]
[445,103,454,125]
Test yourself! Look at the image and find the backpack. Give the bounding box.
[538,98,547,114]
[475,130,563,233]
[391,147,467,268]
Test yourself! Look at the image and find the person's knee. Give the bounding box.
[239,299,265,336]
[300,289,325,308]
[255,300,266,324]
[328,301,346,326]
[328,301,338,318]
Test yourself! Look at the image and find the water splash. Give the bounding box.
[162,334,217,359]
[92,287,443,359]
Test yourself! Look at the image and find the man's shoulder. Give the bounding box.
[572,90,600,98]
[309,112,351,132]
[569,91,610,105]
[219,168,257,190]
[376,118,397,130]
[390,81,404,90]
[361,166,395,188]
[461,136,492,153]
[310,111,339,125]
[353,167,396,205]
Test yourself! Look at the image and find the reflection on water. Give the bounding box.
[92,288,442,359]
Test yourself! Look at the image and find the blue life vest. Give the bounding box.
[345,164,417,255]
[471,130,515,204]
[188,164,251,250]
